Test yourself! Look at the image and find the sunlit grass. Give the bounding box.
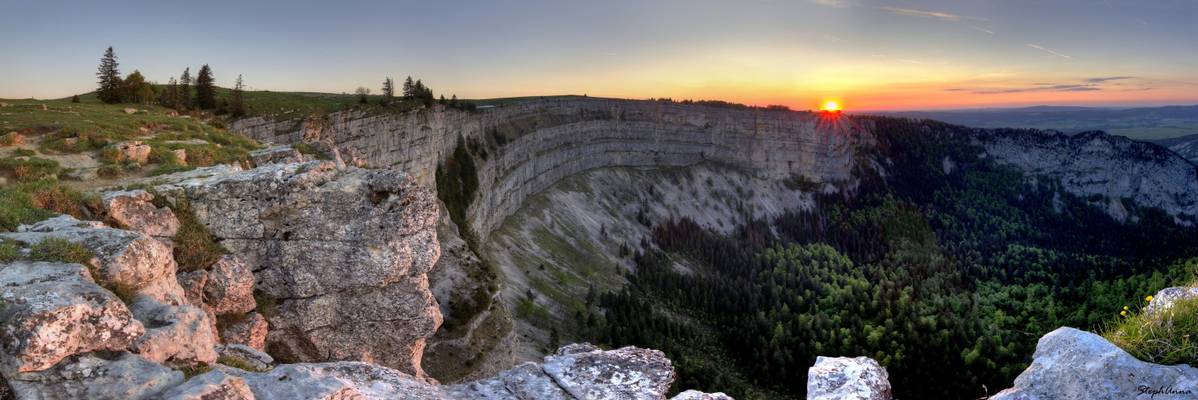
[1103,293,1198,365]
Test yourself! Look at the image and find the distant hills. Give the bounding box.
[883,104,1198,141]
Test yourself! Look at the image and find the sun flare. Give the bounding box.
[821,100,842,112]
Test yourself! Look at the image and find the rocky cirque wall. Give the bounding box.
[233,97,871,238]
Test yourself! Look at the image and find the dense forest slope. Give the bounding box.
[231,98,1198,398]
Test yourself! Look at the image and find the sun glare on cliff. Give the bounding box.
[820,100,842,112]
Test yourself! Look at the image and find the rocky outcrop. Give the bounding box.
[0,261,144,374]
[992,327,1198,400]
[153,161,442,378]
[114,141,151,164]
[1,216,218,367]
[806,356,892,400]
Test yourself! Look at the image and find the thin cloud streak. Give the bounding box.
[1026,44,1072,59]
[1085,76,1134,83]
[880,6,963,21]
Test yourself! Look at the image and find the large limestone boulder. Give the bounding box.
[6,352,184,399]
[100,190,180,238]
[992,327,1198,400]
[448,343,679,400]
[114,141,151,164]
[5,215,185,305]
[0,262,144,374]
[156,369,254,400]
[128,298,218,367]
[806,356,892,400]
[154,161,442,378]
[203,255,256,316]
[219,312,269,351]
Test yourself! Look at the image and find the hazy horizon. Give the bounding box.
[3,0,1197,111]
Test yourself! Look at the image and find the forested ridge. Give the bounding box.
[588,117,1198,399]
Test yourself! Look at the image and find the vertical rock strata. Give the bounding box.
[154,161,443,378]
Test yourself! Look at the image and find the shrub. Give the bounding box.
[0,186,55,231]
[29,237,95,265]
[1104,294,1198,365]
[97,163,124,178]
[12,148,36,157]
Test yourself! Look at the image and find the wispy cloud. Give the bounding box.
[807,0,848,8]
[880,6,963,21]
[1085,76,1133,83]
[966,24,994,35]
[1026,44,1072,59]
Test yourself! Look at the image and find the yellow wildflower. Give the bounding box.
[1120,310,1128,317]
[1123,306,1130,310]
[1146,295,1154,302]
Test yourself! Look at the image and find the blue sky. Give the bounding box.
[1,0,1196,110]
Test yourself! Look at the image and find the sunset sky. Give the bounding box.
[2,0,1196,110]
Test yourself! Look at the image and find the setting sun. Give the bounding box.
[821,100,842,112]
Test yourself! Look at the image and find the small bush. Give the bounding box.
[97,164,124,178]
[179,364,213,379]
[29,237,95,265]
[0,187,55,231]
[1104,294,1198,365]
[0,239,20,263]
[12,148,36,157]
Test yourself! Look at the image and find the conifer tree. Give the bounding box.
[195,65,216,109]
[402,76,415,99]
[96,47,123,104]
[230,74,246,117]
[381,77,394,105]
[178,68,193,110]
[160,77,179,108]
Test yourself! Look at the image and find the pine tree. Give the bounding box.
[179,68,193,110]
[160,77,179,108]
[230,74,246,117]
[96,47,122,104]
[402,76,415,99]
[381,77,394,105]
[195,65,216,109]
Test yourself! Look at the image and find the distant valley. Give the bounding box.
[884,105,1198,142]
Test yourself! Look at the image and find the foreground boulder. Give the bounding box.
[992,327,1198,400]
[154,161,441,378]
[447,344,676,400]
[806,356,892,400]
[0,262,144,374]
[6,352,183,399]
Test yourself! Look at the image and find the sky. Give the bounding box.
[1,0,1196,111]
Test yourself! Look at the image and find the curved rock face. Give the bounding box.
[153,161,442,378]
[979,130,1198,222]
[992,327,1198,400]
[233,98,871,238]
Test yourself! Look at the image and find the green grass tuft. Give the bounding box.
[29,237,95,265]
[158,197,226,272]
[217,355,267,372]
[0,239,20,263]
[1104,294,1198,365]
[0,157,62,182]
